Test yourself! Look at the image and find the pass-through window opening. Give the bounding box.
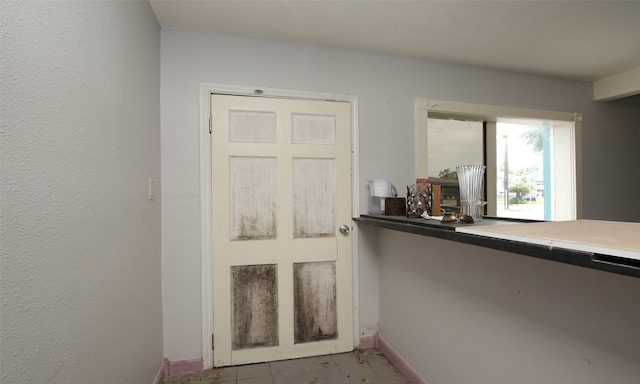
[417,99,581,221]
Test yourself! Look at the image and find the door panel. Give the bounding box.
[292,158,336,238]
[293,261,337,344]
[229,156,277,240]
[211,94,352,367]
[231,264,278,350]
[291,113,336,144]
[229,110,277,143]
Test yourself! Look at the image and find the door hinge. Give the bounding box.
[209,116,212,134]
[211,334,215,350]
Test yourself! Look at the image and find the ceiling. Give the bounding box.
[149,0,640,82]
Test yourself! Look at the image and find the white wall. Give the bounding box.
[159,28,640,361]
[376,229,640,384]
[1,1,163,382]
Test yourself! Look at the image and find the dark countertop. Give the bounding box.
[355,214,640,279]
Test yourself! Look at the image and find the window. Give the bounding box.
[416,99,582,221]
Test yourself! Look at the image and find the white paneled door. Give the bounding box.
[211,94,353,367]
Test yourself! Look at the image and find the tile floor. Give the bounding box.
[163,349,410,384]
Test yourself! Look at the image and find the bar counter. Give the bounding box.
[355,214,640,279]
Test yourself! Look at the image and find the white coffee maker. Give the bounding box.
[367,180,397,214]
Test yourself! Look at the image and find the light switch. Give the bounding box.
[148,178,155,200]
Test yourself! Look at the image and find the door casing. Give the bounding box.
[199,83,360,369]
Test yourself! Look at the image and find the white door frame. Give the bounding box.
[199,83,360,369]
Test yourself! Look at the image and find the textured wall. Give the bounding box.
[159,28,640,362]
[376,228,640,384]
[1,1,163,382]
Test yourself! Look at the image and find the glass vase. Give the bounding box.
[456,165,486,221]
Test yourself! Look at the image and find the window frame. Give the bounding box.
[415,98,583,220]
